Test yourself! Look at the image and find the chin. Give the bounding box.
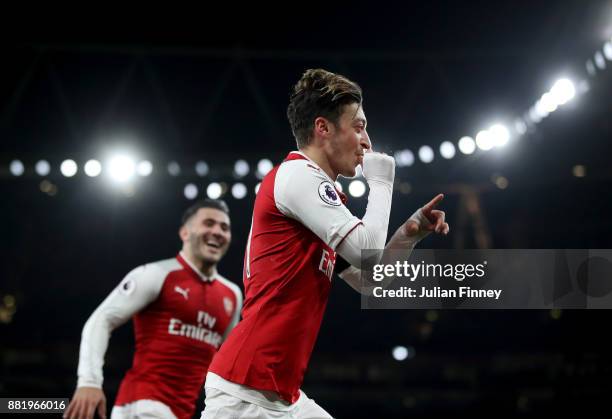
[202,254,221,264]
[342,167,357,178]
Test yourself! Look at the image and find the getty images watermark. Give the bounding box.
[359,250,612,309]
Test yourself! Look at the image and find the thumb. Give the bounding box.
[404,220,420,236]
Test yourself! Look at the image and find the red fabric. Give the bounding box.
[114,254,238,419]
[209,153,345,403]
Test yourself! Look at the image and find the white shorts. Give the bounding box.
[201,387,333,419]
[110,399,177,419]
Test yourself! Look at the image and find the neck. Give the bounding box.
[181,249,215,277]
[300,146,337,180]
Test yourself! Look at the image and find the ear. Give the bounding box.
[314,116,334,138]
[179,225,189,242]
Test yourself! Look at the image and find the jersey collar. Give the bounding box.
[177,252,216,283]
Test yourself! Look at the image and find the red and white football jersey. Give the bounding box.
[208,151,361,403]
[77,253,242,419]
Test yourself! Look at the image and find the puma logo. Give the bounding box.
[174,286,190,300]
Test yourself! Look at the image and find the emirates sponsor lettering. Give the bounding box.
[168,310,221,348]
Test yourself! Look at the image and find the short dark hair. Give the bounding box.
[181,199,230,226]
[287,68,363,148]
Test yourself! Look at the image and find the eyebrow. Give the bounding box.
[203,218,231,227]
[353,117,367,127]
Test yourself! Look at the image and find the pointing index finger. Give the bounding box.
[422,194,444,213]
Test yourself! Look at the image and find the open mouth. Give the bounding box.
[205,241,222,250]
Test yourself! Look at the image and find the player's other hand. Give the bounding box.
[361,152,395,184]
[63,387,107,419]
[405,194,450,237]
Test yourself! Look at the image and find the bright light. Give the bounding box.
[595,51,606,70]
[394,149,414,167]
[586,59,596,76]
[195,161,209,177]
[84,159,102,177]
[550,78,575,106]
[231,183,247,199]
[184,183,198,200]
[207,182,222,199]
[108,155,135,182]
[604,41,612,61]
[392,346,409,361]
[514,119,527,135]
[489,124,510,147]
[348,180,366,197]
[535,99,550,119]
[255,182,261,194]
[60,159,78,177]
[9,160,24,176]
[234,160,249,177]
[529,106,542,124]
[540,92,558,113]
[35,160,50,176]
[335,181,343,193]
[137,160,153,177]
[439,141,455,159]
[418,145,434,163]
[458,136,476,154]
[257,159,273,177]
[475,130,494,151]
[167,161,181,176]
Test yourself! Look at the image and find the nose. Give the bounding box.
[361,130,372,152]
[208,223,225,238]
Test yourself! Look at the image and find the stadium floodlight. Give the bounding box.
[475,130,494,151]
[108,155,135,182]
[9,160,24,176]
[348,180,366,197]
[184,183,198,200]
[35,160,51,176]
[137,160,153,177]
[207,182,222,199]
[394,149,415,167]
[167,161,181,176]
[84,159,102,177]
[439,141,456,159]
[257,159,273,177]
[195,161,209,177]
[550,78,576,106]
[60,159,78,177]
[231,183,247,199]
[458,136,476,154]
[418,145,434,163]
[489,124,510,147]
[234,160,249,177]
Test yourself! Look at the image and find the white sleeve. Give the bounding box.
[76,264,165,388]
[222,283,243,341]
[335,176,394,269]
[275,162,362,250]
[340,208,433,295]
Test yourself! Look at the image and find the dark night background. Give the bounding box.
[1,2,612,418]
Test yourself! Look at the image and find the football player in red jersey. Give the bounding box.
[64,199,242,419]
[203,69,449,418]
